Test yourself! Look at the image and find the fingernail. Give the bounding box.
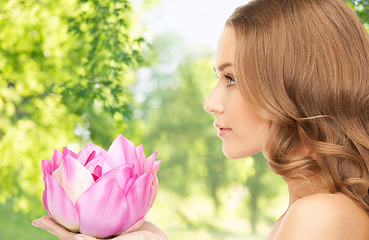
[74,236,84,240]
[32,219,44,229]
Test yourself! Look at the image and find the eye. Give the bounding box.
[225,75,236,87]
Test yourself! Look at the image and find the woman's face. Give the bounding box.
[204,26,268,159]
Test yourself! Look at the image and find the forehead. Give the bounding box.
[214,26,235,71]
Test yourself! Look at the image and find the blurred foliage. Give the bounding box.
[132,32,285,236]
[345,0,369,30]
[2,0,368,239]
[0,0,147,216]
[144,43,228,207]
[0,201,56,239]
[242,153,284,233]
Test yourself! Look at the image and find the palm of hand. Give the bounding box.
[32,216,169,240]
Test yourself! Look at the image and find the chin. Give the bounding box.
[222,147,249,159]
[222,145,260,159]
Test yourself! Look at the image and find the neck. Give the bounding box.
[284,177,330,208]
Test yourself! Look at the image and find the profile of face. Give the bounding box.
[204,26,268,159]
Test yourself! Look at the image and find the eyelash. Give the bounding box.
[215,73,236,87]
[225,75,236,87]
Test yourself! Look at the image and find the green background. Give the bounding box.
[0,0,366,239]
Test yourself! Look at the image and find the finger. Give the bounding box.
[136,221,169,240]
[77,231,164,240]
[74,223,169,240]
[34,216,78,240]
[113,231,164,240]
[73,234,96,240]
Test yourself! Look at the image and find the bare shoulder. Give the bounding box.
[274,193,369,240]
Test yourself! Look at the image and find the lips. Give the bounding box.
[214,123,232,137]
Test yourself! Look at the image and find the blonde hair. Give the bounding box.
[226,0,369,212]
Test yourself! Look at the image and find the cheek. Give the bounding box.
[222,99,267,159]
[236,100,267,135]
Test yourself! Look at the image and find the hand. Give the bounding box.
[32,216,169,240]
[32,216,78,240]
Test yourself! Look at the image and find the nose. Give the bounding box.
[204,83,225,114]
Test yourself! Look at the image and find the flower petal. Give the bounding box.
[142,151,158,174]
[77,143,106,166]
[52,154,95,204]
[152,160,161,176]
[45,173,79,232]
[150,160,161,206]
[122,218,145,234]
[85,152,105,177]
[42,160,53,180]
[51,149,62,172]
[92,166,102,181]
[97,165,134,191]
[76,178,128,238]
[123,174,139,195]
[42,160,53,215]
[136,144,146,172]
[62,146,78,159]
[151,176,159,208]
[84,151,96,167]
[103,135,141,174]
[124,173,154,230]
[42,189,51,216]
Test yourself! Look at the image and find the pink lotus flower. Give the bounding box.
[41,134,160,238]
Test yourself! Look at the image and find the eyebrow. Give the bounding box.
[213,62,233,72]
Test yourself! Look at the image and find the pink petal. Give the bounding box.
[42,189,50,215]
[122,218,145,234]
[45,173,79,232]
[75,178,128,238]
[150,161,161,206]
[51,149,62,172]
[135,145,146,172]
[42,160,53,180]
[103,135,141,174]
[77,143,106,166]
[42,160,53,215]
[85,152,105,177]
[92,166,102,181]
[84,151,96,167]
[123,174,139,195]
[142,151,158,174]
[52,154,95,204]
[62,146,78,159]
[124,173,154,230]
[97,165,134,191]
[152,160,161,176]
[151,175,159,207]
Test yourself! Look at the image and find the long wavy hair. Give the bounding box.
[226,0,369,213]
